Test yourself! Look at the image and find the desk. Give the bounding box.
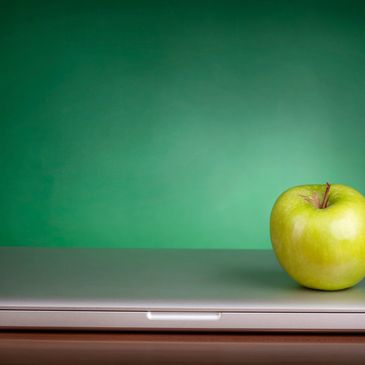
[1,331,365,364]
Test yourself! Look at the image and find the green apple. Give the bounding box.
[270,183,365,291]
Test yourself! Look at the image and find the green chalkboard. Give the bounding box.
[1,0,365,248]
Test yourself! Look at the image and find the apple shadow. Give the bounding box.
[216,264,303,292]
[217,264,363,294]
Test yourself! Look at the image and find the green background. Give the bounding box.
[1,0,365,249]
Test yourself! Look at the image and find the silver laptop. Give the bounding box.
[1,247,365,332]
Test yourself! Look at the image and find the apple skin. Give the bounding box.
[270,184,365,291]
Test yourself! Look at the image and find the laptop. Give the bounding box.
[1,247,365,332]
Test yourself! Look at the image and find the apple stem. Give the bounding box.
[320,182,331,209]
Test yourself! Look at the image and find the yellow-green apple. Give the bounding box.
[270,183,365,291]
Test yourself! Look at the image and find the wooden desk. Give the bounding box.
[1,331,365,364]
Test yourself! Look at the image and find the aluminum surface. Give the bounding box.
[1,247,365,313]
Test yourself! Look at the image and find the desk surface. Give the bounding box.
[1,331,365,365]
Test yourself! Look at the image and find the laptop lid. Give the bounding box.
[1,247,365,331]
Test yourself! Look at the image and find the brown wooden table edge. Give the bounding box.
[2,330,365,343]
